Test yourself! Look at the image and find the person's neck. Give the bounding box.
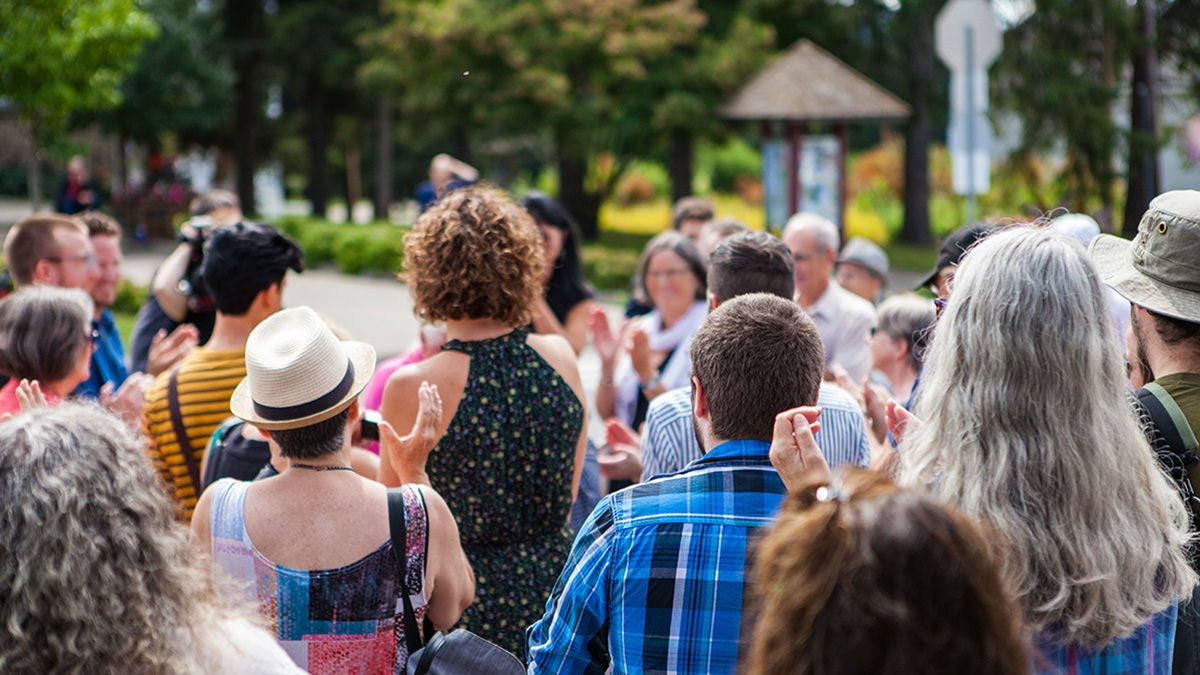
[43,379,75,398]
[660,302,694,329]
[1147,345,1200,381]
[882,364,918,402]
[93,305,107,321]
[798,280,830,310]
[284,447,355,472]
[204,312,261,352]
[445,318,513,342]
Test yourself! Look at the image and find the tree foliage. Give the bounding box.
[101,0,231,146]
[0,0,157,135]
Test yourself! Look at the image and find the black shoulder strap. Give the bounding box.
[167,365,201,490]
[388,488,425,657]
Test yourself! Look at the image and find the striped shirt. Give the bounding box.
[1032,605,1177,674]
[142,347,245,523]
[640,382,870,481]
[527,439,785,674]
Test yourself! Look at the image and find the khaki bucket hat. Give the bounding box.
[1090,190,1200,323]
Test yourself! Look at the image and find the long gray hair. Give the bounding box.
[899,226,1195,647]
[0,404,241,673]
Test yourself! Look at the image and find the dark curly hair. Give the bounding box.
[403,186,544,326]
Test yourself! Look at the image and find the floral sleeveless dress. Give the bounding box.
[430,329,584,655]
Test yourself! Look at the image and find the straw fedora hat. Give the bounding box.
[1090,190,1200,324]
[230,306,376,431]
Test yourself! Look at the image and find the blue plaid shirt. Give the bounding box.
[527,439,785,674]
[1032,604,1177,674]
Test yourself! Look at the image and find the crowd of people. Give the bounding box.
[1,174,1198,675]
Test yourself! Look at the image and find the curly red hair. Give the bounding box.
[403,186,544,326]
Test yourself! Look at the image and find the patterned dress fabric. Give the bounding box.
[208,479,429,674]
[431,329,584,655]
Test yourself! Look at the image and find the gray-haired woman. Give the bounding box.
[0,286,94,415]
[0,403,302,673]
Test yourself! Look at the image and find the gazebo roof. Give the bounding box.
[719,40,911,123]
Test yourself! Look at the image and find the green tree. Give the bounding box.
[100,0,232,182]
[0,0,157,208]
[367,0,705,237]
[271,0,378,217]
[994,0,1135,221]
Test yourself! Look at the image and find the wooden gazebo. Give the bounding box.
[719,40,911,231]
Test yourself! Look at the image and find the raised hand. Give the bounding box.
[101,373,154,428]
[381,381,443,486]
[588,306,620,364]
[146,324,200,376]
[885,398,921,446]
[768,406,830,493]
[15,379,48,412]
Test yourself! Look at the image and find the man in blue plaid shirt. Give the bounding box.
[527,292,825,673]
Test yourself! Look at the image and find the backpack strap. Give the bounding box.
[388,488,426,657]
[1140,382,1200,456]
[167,365,201,490]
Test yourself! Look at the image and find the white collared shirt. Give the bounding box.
[803,279,875,383]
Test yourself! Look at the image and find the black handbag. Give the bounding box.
[386,490,525,675]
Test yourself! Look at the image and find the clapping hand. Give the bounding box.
[381,381,442,487]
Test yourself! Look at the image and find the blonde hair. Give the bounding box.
[899,226,1195,646]
[0,404,242,673]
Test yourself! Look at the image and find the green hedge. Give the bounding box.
[274,216,407,275]
[273,215,645,291]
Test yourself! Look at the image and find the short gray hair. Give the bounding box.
[782,212,839,253]
[0,286,93,382]
[875,294,936,371]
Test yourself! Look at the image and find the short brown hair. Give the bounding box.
[3,215,87,287]
[403,186,544,326]
[748,468,1027,675]
[689,293,822,441]
[78,212,122,239]
[708,231,793,302]
[0,286,93,382]
[672,196,715,230]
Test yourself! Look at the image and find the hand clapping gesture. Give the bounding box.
[381,381,443,487]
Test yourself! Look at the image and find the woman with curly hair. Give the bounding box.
[0,403,300,673]
[379,186,587,655]
[748,468,1028,675]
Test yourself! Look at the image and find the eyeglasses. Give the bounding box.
[45,253,97,269]
[646,269,693,281]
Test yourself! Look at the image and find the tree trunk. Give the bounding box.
[900,7,934,245]
[27,121,41,212]
[559,153,599,239]
[305,83,329,219]
[373,94,392,221]
[669,131,694,202]
[346,142,362,215]
[1124,0,1159,238]
[226,0,268,218]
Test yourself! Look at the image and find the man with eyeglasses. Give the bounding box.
[3,214,99,291]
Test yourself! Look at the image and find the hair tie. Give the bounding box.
[816,484,847,504]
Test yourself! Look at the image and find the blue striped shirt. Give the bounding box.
[640,383,870,481]
[1032,604,1177,674]
[527,439,785,674]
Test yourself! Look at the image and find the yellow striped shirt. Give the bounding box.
[142,348,246,523]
